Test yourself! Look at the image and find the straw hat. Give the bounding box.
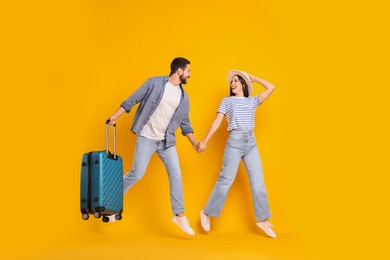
[227,69,253,95]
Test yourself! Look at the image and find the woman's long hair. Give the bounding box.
[230,75,249,97]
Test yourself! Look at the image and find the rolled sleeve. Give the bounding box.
[120,79,150,112]
[180,114,194,136]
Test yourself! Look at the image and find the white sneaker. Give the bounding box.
[200,210,210,232]
[171,216,195,236]
[256,220,277,238]
[108,214,117,223]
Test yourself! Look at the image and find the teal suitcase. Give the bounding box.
[80,121,123,222]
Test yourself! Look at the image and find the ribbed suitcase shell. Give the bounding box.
[80,122,123,222]
[80,151,123,219]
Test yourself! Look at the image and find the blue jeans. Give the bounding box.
[123,135,184,215]
[204,130,271,221]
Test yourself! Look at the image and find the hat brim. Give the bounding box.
[227,69,253,95]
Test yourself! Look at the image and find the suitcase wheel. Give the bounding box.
[82,213,89,220]
[115,214,122,220]
[102,216,109,223]
[94,212,102,218]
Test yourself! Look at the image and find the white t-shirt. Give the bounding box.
[140,82,182,140]
[218,96,260,132]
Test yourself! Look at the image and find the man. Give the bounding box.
[107,57,200,236]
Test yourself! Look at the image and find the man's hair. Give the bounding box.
[170,57,190,76]
[230,75,249,97]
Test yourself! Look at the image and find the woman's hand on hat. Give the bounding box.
[247,72,255,83]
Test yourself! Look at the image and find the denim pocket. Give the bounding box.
[229,132,243,140]
[227,133,243,149]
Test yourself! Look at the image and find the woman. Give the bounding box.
[198,69,276,238]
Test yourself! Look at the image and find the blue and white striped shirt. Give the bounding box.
[218,96,260,132]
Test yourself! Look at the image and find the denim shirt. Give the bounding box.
[120,75,193,148]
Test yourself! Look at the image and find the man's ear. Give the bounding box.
[177,68,183,76]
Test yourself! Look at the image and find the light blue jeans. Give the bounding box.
[204,130,271,221]
[123,135,184,215]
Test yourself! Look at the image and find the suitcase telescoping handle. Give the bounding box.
[105,119,117,159]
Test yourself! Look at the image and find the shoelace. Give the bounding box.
[258,221,273,228]
[266,221,273,228]
[178,216,191,225]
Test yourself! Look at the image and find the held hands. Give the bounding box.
[194,141,207,153]
[192,141,204,153]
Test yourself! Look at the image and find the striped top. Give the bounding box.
[218,96,260,132]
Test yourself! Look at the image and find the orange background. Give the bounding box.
[1,0,389,259]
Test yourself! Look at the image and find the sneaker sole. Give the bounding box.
[200,210,210,232]
[256,223,277,238]
[171,217,195,236]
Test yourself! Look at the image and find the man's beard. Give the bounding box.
[180,75,188,84]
